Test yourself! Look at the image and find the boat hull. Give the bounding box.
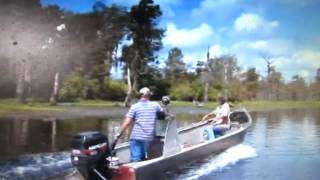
[113,109,251,180]
[135,128,247,180]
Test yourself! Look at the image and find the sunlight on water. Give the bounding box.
[0,152,72,179]
[175,144,257,180]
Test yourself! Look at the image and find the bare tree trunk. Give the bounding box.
[124,68,132,107]
[16,76,25,103]
[132,51,139,92]
[50,73,59,105]
[133,73,139,92]
[105,50,113,74]
[24,64,32,102]
[203,46,210,102]
[203,81,209,102]
[16,60,26,103]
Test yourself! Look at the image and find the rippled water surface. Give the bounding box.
[0,108,320,180]
[185,108,320,180]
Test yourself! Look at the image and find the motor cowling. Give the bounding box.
[70,131,111,180]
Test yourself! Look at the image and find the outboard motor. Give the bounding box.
[70,131,111,180]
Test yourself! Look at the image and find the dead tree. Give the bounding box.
[263,55,274,100]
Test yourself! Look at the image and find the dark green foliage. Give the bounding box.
[244,68,259,100]
[287,75,308,100]
[122,0,164,90]
[102,80,127,101]
[165,47,187,80]
[0,58,15,98]
[1,0,319,103]
[316,68,320,83]
[128,0,164,60]
[59,73,84,102]
[138,65,170,100]
[170,82,194,101]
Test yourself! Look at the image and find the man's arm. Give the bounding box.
[121,117,133,130]
[201,108,218,121]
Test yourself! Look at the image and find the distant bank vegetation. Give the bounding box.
[0,0,320,106]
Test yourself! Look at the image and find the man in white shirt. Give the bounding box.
[202,97,230,137]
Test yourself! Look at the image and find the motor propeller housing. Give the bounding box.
[70,131,112,179]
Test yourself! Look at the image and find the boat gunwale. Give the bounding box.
[119,108,253,168]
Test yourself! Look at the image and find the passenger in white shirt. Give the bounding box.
[202,97,230,137]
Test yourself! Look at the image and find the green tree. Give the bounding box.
[58,4,129,100]
[244,67,259,100]
[122,0,164,106]
[287,75,308,100]
[204,55,240,100]
[125,0,164,89]
[269,70,284,100]
[164,47,186,80]
[310,68,320,100]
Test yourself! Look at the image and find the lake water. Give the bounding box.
[0,108,320,179]
[166,108,320,180]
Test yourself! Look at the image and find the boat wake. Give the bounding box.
[170,144,257,180]
[0,152,73,180]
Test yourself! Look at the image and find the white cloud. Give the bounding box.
[209,44,227,57]
[163,23,214,47]
[232,39,294,57]
[265,49,320,80]
[234,13,279,34]
[183,51,206,64]
[293,49,320,69]
[192,0,239,18]
[298,69,310,79]
[154,0,181,18]
[269,0,317,7]
[247,40,269,50]
[230,38,319,80]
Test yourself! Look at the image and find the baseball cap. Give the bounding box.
[139,87,152,96]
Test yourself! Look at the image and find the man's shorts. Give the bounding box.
[213,124,229,137]
[130,139,151,162]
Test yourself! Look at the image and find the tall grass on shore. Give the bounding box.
[0,99,63,115]
[171,100,320,110]
[0,99,319,115]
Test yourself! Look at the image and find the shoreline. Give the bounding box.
[0,100,319,120]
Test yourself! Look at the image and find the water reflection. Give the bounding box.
[0,117,123,160]
[204,108,320,180]
[0,112,203,160]
[1,108,320,180]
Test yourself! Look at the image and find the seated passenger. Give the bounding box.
[202,97,230,137]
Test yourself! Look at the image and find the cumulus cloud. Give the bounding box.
[234,13,279,34]
[209,44,227,57]
[247,40,269,50]
[183,51,206,64]
[298,69,311,79]
[230,38,320,80]
[265,49,320,80]
[271,49,320,70]
[192,0,239,19]
[293,50,320,69]
[269,0,317,7]
[232,39,294,57]
[163,23,214,47]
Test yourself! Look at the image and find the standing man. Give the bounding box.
[120,87,162,162]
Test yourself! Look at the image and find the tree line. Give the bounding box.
[0,0,319,105]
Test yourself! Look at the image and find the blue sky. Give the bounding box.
[41,0,320,81]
